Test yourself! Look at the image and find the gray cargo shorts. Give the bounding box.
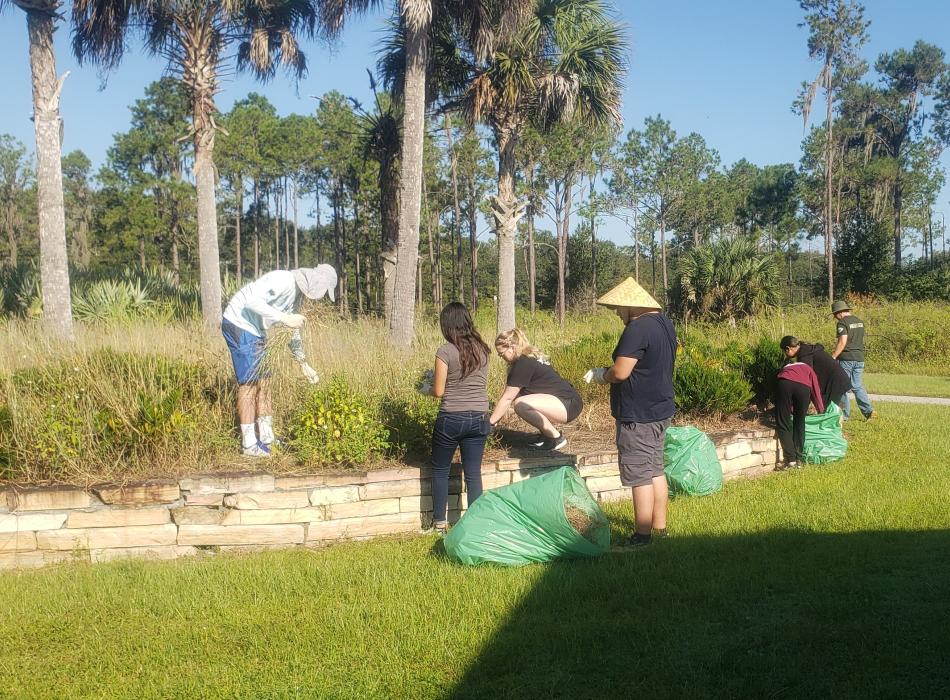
[616,418,672,487]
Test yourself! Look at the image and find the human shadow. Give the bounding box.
[442,528,950,699]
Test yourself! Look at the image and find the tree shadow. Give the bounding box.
[442,528,950,699]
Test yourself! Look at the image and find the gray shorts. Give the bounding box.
[616,418,671,487]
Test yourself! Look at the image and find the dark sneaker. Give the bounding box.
[421,521,448,536]
[542,433,568,451]
[775,460,800,472]
[865,411,875,421]
[528,433,547,448]
[626,533,652,547]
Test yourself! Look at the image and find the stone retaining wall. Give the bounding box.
[1,429,779,571]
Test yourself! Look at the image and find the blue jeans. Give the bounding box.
[837,360,874,419]
[430,411,488,523]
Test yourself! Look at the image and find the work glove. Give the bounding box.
[416,369,434,395]
[301,362,320,384]
[583,367,609,385]
[279,312,307,329]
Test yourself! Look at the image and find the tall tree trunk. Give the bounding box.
[186,34,223,330]
[235,182,243,283]
[659,216,668,305]
[824,60,835,302]
[26,7,72,339]
[170,162,183,284]
[292,178,299,269]
[354,196,363,314]
[492,122,521,334]
[390,0,429,346]
[526,165,536,313]
[253,179,260,277]
[379,154,399,322]
[557,174,573,327]
[444,115,464,303]
[893,179,903,268]
[139,237,146,269]
[426,204,437,309]
[589,178,597,299]
[468,186,478,311]
[283,179,290,269]
[333,184,344,313]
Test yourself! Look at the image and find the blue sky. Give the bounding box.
[1,0,948,253]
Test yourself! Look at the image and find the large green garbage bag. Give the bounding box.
[443,466,610,566]
[802,402,848,464]
[663,426,723,496]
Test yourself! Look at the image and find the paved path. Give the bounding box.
[867,394,950,406]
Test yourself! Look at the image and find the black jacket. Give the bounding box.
[795,343,851,408]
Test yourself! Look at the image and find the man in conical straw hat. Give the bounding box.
[583,277,677,547]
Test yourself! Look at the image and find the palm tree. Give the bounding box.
[460,0,624,334]
[381,0,530,346]
[1,0,74,339]
[72,0,376,329]
[672,238,780,323]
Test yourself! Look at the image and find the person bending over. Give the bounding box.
[775,338,825,470]
[489,328,583,451]
[222,265,337,457]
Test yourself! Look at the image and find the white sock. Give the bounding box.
[257,416,275,445]
[240,423,257,449]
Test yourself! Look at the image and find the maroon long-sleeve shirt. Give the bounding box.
[777,362,825,413]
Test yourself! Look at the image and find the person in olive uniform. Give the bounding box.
[830,300,874,421]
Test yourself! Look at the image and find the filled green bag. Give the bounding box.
[663,426,723,496]
[443,466,610,566]
[802,402,848,464]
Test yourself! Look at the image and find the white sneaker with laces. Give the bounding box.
[242,441,272,458]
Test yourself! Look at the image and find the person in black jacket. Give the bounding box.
[781,336,851,410]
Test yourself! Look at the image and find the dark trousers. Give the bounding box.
[430,411,488,522]
[775,379,810,463]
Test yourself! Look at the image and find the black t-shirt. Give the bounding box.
[610,312,677,423]
[506,356,580,406]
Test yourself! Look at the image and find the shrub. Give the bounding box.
[289,377,389,467]
[381,392,440,459]
[549,332,617,403]
[743,336,784,405]
[673,353,753,417]
[72,279,154,322]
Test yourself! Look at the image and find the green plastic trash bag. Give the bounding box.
[443,466,610,566]
[802,402,848,464]
[663,426,723,496]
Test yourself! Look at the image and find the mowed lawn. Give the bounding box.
[1,404,949,699]
[865,372,950,398]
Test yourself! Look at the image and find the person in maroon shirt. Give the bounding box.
[775,336,827,469]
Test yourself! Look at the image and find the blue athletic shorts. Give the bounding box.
[222,320,270,385]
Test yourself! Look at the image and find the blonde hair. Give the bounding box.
[494,328,549,364]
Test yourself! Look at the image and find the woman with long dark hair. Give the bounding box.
[420,302,490,534]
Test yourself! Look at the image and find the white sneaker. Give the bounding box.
[242,441,272,458]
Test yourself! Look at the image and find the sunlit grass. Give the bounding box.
[1,403,948,698]
[864,372,950,398]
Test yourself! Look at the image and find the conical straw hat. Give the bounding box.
[596,277,661,310]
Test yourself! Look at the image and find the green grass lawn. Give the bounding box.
[2,404,950,699]
[864,372,950,398]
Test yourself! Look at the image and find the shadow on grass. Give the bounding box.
[443,528,950,699]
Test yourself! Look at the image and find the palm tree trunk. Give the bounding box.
[391,0,430,347]
[493,123,519,334]
[26,7,73,339]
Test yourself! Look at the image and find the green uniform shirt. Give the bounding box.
[836,314,866,362]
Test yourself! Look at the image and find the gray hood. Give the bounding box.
[293,264,337,301]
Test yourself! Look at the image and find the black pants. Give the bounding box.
[775,379,810,463]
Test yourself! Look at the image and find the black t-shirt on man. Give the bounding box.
[506,356,580,407]
[610,312,677,423]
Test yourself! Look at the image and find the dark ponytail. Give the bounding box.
[439,303,489,378]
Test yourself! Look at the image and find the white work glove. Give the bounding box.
[583,367,609,385]
[301,362,320,384]
[279,312,307,329]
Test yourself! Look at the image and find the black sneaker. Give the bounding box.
[626,533,652,547]
[535,432,567,451]
[527,433,547,448]
[775,460,800,472]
